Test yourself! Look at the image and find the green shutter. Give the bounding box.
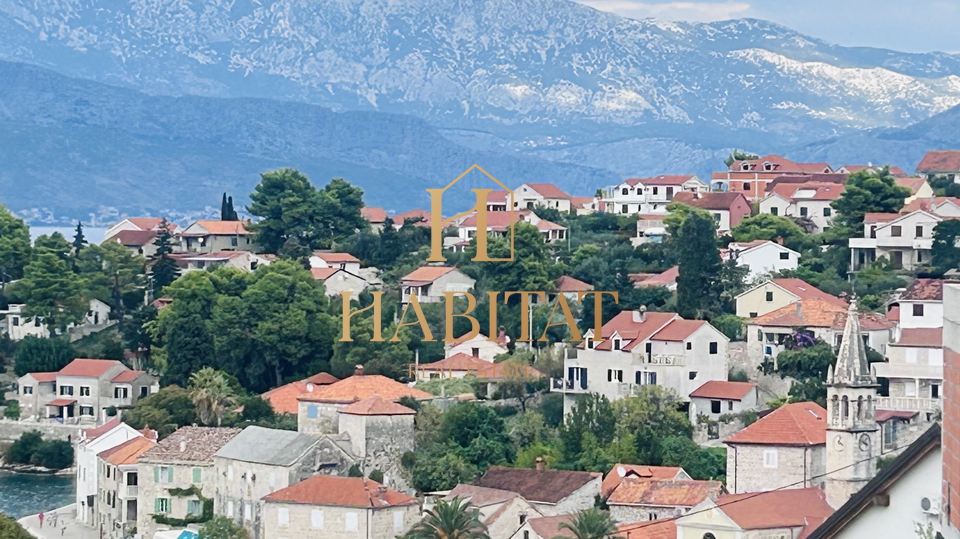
[193,467,201,484]
[167,467,174,482]
[154,498,161,512]
[154,466,159,482]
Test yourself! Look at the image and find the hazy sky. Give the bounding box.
[575,0,960,53]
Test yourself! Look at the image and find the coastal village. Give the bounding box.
[4,149,960,539]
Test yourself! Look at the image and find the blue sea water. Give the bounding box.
[0,471,75,519]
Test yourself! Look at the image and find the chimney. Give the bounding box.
[638,305,647,322]
[795,301,803,317]
[535,457,544,472]
[179,441,186,453]
[498,327,508,345]
[354,364,364,377]
[377,485,388,499]
[776,236,784,245]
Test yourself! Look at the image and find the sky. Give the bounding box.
[574,0,960,53]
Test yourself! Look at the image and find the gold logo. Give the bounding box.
[426,164,515,262]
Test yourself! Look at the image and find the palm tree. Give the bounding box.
[401,497,489,539]
[188,367,237,426]
[556,508,621,539]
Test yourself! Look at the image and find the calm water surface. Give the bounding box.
[0,471,75,519]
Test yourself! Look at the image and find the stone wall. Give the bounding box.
[0,419,82,443]
[358,415,414,493]
[136,462,213,539]
[727,444,823,494]
[260,500,418,539]
[539,476,601,516]
[610,504,684,525]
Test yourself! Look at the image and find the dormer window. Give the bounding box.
[613,339,622,351]
[741,163,750,171]
[586,338,595,349]
[622,188,629,195]
[763,162,773,171]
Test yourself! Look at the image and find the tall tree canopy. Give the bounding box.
[0,205,31,285]
[675,210,722,319]
[149,219,180,296]
[932,220,960,276]
[831,167,911,231]
[18,245,87,331]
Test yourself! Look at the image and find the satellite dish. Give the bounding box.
[617,465,626,478]
[306,383,314,393]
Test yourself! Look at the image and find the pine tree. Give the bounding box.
[675,211,723,319]
[71,222,88,254]
[149,219,180,296]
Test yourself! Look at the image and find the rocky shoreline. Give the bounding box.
[0,460,74,476]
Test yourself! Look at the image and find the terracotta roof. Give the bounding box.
[626,175,700,187]
[105,229,156,247]
[476,467,600,504]
[360,207,388,223]
[876,409,918,423]
[474,362,543,380]
[26,372,58,383]
[895,177,929,194]
[313,252,360,263]
[841,165,907,177]
[901,197,960,214]
[339,395,415,416]
[892,328,943,348]
[830,310,894,332]
[715,488,833,530]
[186,220,250,235]
[298,374,434,404]
[48,398,77,406]
[83,417,122,440]
[138,426,241,464]
[768,182,845,202]
[524,183,571,199]
[673,191,749,211]
[635,266,679,288]
[419,353,488,372]
[901,278,944,301]
[261,373,340,414]
[445,484,519,507]
[111,370,144,383]
[750,299,847,328]
[601,465,686,498]
[127,217,177,232]
[570,196,597,207]
[917,150,960,172]
[265,476,417,508]
[529,515,576,539]
[618,519,677,539]
[555,276,593,293]
[58,359,124,378]
[99,436,156,466]
[459,210,525,230]
[887,305,900,322]
[448,332,510,348]
[863,212,900,224]
[690,381,756,400]
[402,266,456,282]
[608,477,722,508]
[535,219,566,231]
[769,279,847,306]
[728,155,831,174]
[725,402,827,446]
[651,319,708,342]
[583,310,679,351]
[393,209,432,226]
[310,268,340,280]
[486,190,510,203]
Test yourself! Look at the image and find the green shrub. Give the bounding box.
[368,469,384,483]
[0,512,33,539]
[3,401,20,419]
[5,431,74,469]
[348,464,363,477]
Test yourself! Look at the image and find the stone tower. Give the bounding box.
[825,298,880,509]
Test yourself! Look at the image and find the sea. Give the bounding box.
[0,471,76,519]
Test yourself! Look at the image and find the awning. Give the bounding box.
[47,398,77,407]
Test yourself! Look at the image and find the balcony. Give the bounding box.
[875,396,940,412]
[551,378,588,393]
[913,238,934,250]
[121,485,138,499]
[849,238,877,249]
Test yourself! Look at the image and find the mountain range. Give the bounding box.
[1,0,959,221]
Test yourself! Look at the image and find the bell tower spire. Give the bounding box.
[825,298,880,509]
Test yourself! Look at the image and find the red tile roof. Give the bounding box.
[486,190,510,203]
[651,319,708,342]
[339,395,416,416]
[887,305,900,322]
[27,372,58,383]
[770,279,847,307]
[393,209,432,227]
[525,183,571,199]
[768,182,845,202]
[310,268,340,281]
[728,155,831,174]
[534,219,566,231]
[360,207,388,223]
[863,212,900,224]
[99,436,156,466]
[111,370,144,383]
[298,374,434,404]
[127,217,177,232]
[570,196,597,208]
[185,220,250,235]
[139,426,241,464]
[876,409,918,422]
[917,150,960,172]
[716,488,833,531]
[419,353,489,372]
[618,519,677,539]
[584,310,679,351]
[673,191,749,211]
[459,210,524,230]
[262,373,340,414]
[474,362,543,380]
[529,515,577,539]
[105,229,157,247]
[901,197,960,214]
[749,298,891,330]
[602,464,686,498]
[725,402,827,446]
[58,359,124,378]
[447,332,510,348]
[830,310,894,332]
[895,176,927,192]
[444,484,520,507]
[48,398,77,406]
[305,372,339,385]
[626,175,700,187]
[476,467,601,504]
[893,328,943,348]
[402,266,457,283]
[635,266,679,288]
[555,276,593,293]
[83,417,122,440]
[608,477,722,508]
[901,278,944,301]
[690,381,756,401]
[313,252,360,263]
[263,476,417,508]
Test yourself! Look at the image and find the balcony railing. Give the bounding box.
[875,396,940,412]
[550,378,588,393]
[122,485,138,498]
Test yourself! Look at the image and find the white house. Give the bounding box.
[310,268,368,297]
[444,331,510,362]
[3,304,48,340]
[759,181,844,233]
[723,240,800,281]
[86,299,111,326]
[601,175,707,215]
[849,210,941,272]
[309,252,362,274]
[103,217,177,242]
[180,251,271,273]
[76,419,149,526]
[512,183,572,212]
[555,310,729,415]
[689,380,759,423]
[400,266,475,305]
[102,229,159,258]
[917,150,960,182]
[457,210,567,244]
[179,220,256,253]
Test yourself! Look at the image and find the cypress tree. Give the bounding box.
[149,219,180,296]
[675,211,722,319]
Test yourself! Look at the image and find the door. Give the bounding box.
[891,251,903,269]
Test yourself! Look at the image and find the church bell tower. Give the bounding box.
[825,298,880,509]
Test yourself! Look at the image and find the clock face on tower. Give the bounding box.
[833,435,844,451]
[859,434,871,452]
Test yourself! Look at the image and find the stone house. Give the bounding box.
[724,402,827,494]
[261,372,339,415]
[179,220,256,253]
[606,476,723,524]
[557,310,729,415]
[443,484,545,539]
[213,426,323,539]
[671,191,752,233]
[136,427,241,539]
[310,267,368,297]
[444,331,510,362]
[601,464,692,499]
[259,476,419,539]
[97,435,156,539]
[475,465,601,516]
[102,229,159,258]
[76,419,147,526]
[676,488,834,539]
[601,175,707,216]
[916,150,960,182]
[759,181,844,233]
[735,278,845,319]
[400,266,475,304]
[508,514,575,539]
[689,380,759,423]
[722,240,801,282]
[2,304,48,340]
[512,183,572,212]
[336,396,416,492]
[18,358,159,423]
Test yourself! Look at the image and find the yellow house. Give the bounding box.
[735,278,845,319]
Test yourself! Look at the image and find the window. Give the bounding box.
[686,342,692,350]
[823,207,832,217]
[917,225,924,238]
[652,187,659,195]
[766,291,774,302]
[80,406,94,416]
[607,369,622,382]
[709,342,718,354]
[156,466,173,483]
[345,512,359,532]
[11,317,18,326]
[126,472,137,486]
[932,384,940,398]
[60,386,74,396]
[22,386,33,395]
[227,465,234,480]
[713,213,721,223]
[586,339,594,349]
[763,450,778,468]
[524,532,530,539]
[269,472,276,487]
[799,206,808,216]
[613,339,621,350]
[711,400,721,414]
[79,386,91,396]
[307,404,318,419]
[621,205,628,214]
[914,304,924,316]
[227,501,234,518]
[749,312,757,318]
[471,347,480,357]
[704,534,717,539]
[394,511,405,531]
[742,182,750,191]
[278,508,289,526]
[155,498,170,514]
[311,510,324,528]
[689,371,697,380]
[769,206,779,216]
[891,225,902,237]
[140,386,148,397]
[622,188,629,195]
[231,237,238,247]
[192,467,202,484]
[636,371,657,385]
[244,502,252,521]
[728,401,734,411]
[113,387,128,399]
[779,252,789,260]
[188,500,203,516]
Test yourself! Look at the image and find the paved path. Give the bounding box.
[18,504,98,539]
